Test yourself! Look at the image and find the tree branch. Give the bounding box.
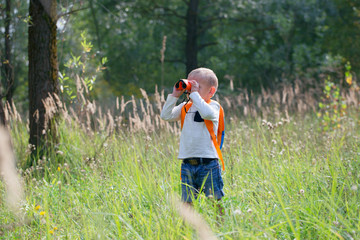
[199,42,218,51]
[153,5,186,20]
[228,17,261,25]
[57,7,88,20]
[243,26,276,37]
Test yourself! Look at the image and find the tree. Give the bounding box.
[0,0,14,126]
[3,0,14,105]
[322,0,360,72]
[0,94,5,126]
[28,0,58,158]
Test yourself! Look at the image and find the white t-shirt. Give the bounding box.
[160,92,220,159]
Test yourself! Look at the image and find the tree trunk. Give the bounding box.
[4,0,14,105]
[185,0,199,75]
[28,0,58,157]
[0,100,5,126]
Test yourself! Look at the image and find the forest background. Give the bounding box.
[1,0,360,111]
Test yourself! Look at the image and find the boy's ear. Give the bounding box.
[209,86,216,96]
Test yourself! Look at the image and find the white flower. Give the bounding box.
[56,150,64,155]
[234,209,242,215]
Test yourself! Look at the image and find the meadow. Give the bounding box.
[0,86,360,239]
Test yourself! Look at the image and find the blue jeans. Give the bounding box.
[181,159,224,203]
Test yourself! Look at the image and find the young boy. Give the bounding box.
[160,67,225,207]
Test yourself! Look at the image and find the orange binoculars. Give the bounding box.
[175,79,192,92]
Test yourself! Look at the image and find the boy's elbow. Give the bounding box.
[160,112,168,121]
[202,111,217,120]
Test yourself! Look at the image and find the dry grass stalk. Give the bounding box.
[120,96,126,114]
[256,95,262,109]
[8,81,360,137]
[0,127,23,216]
[140,88,153,116]
[140,99,146,116]
[3,102,9,124]
[106,109,115,135]
[171,196,217,240]
[42,93,62,130]
[69,107,80,124]
[154,86,162,113]
[223,96,232,110]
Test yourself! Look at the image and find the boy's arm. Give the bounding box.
[189,92,219,121]
[160,94,184,121]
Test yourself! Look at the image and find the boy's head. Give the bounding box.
[188,68,218,101]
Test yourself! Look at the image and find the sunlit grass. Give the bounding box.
[1,110,360,239]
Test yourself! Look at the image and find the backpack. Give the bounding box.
[180,100,225,170]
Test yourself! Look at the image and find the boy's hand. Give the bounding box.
[171,86,184,98]
[189,80,199,93]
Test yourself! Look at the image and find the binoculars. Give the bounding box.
[175,79,192,92]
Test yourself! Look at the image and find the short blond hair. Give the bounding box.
[188,67,218,90]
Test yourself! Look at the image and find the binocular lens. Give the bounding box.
[181,81,186,89]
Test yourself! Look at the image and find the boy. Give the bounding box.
[160,68,225,208]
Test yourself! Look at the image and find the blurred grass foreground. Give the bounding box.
[0,84,360,239]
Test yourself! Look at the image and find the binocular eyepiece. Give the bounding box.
[175,79,192,92]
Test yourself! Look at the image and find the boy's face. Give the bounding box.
[188,74,215,101]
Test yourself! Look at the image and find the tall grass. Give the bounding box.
[1,104,359,239]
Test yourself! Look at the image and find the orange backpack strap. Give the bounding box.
[181,102,192,129]
[217,105,225,149]
[204,120,225,171]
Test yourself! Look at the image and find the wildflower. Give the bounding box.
[35,205,41,211]
[234,209,242,215]
[299,189,305,195]
[247,208,252,213]
[39,211,46,215]
[57,166,61,171]
[333,221,339,226]
[271,139,277,144]
[49,230,54,235]
[53,227,58,230]
[351,185,358,191]
[346,75,352,85]
[56,150,64,155]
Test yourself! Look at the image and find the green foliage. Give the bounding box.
[322,0,360,72]
[4,0,360,103]
[318,77,347,131]
[59,32,107,104]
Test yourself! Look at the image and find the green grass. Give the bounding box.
[1,111,360,239]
